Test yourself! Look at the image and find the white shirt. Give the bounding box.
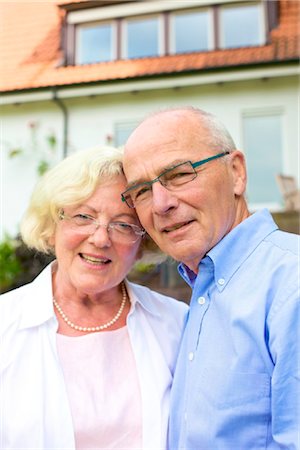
[0,263,188,450]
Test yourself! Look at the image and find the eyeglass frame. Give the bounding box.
[121,151,230,208]
[58,211,145,243]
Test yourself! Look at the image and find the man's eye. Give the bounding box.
[134,185,151,200]
[167,170,193,180]
[163,170,194,185]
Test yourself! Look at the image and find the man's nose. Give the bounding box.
[151,181,178,215]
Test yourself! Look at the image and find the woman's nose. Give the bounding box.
[151,181,179,215]
[87,224,112,247]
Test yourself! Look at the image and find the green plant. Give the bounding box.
[0,234,54,294]
[0,234,22,292]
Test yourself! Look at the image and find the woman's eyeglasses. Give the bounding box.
[59,212,145,244]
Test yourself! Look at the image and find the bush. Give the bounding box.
[0,235,22,292]
[0,235,53,294]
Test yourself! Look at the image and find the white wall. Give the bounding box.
[1,75,299,237]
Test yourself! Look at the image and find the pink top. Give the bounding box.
[56,327,143,449]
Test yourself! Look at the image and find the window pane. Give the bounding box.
[243,115,283,204]
[126,17,158,59]
[77,24,112,64]
[173,11,209,53]
[221,4,262,49]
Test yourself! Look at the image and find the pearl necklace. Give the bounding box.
[53,282,127,332]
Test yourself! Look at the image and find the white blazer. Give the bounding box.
[0,263,188,450]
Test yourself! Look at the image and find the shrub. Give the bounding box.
[0,235,53,294]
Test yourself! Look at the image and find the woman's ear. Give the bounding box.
[230,150,247,196]
[48,233,55,248]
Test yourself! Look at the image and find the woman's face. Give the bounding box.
[51,174,143,297]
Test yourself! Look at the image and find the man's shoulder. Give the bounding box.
[264,229,299,258]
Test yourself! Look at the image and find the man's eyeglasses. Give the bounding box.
[59,212,145,243]
[121,151,230,208]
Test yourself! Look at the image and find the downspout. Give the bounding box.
[52,88,69,158]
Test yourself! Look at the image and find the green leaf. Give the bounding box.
[8,148,23,158]
[37,160,49,176]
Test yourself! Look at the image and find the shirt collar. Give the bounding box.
[19,261,160,329]
[19,264,160,331]
[125,279,161,317]
[179,209,278,291]
[19,262,56,330]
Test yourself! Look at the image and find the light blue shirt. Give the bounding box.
[168,209,299,450]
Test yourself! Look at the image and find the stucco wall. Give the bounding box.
[1,75,299,237]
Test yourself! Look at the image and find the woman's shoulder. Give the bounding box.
[0,264,52,333]
[0,283,29,306]
[0,284,30,334]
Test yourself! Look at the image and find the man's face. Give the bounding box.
[123,111,247,273]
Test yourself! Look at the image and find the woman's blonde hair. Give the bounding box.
[20,146,165,264]
[21,146,123,253]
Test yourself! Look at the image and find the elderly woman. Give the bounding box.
[0,146,188,450]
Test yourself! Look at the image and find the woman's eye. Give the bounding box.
[73,214,93,225]
[116,222,130,228]
[75,213,91,220]
[113,222,133,233]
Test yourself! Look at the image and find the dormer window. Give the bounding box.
[62,0,276,66]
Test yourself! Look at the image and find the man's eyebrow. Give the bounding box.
[126,179,146,189]
[126,159,188,189]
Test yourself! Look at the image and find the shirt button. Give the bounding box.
[197,296,206,305]
[218,278,225,286]
[188,352,194,361]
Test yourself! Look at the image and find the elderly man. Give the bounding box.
[122,107,299,450]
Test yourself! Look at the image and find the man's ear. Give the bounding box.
[230,150,247,196]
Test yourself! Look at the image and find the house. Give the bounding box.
[1,0,299,241]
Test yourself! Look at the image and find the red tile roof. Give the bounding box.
[0,0,299,93]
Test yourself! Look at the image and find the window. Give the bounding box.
[124,16,161,59]
[243,112,283,208]
[220,3,264,49]
[170,10,211,54]
[76,22,114,64]
[114,122,139,147]
[65,1,271,66]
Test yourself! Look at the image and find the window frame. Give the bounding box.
[242,107,285,211]
[114,121,140,147]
